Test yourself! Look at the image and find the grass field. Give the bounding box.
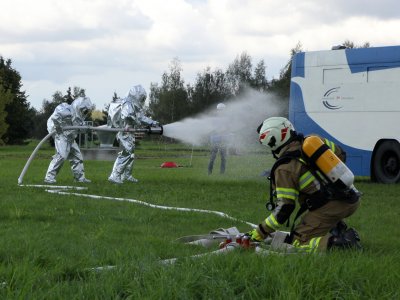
[0,139,399,299]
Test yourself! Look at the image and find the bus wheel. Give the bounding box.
[373,141,400,183]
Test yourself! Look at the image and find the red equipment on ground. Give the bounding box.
[160,161,178,168]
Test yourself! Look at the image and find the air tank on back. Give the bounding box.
[302,135,354,189]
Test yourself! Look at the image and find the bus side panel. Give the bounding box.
[291,52,305,78]
[289,81,371,176]
[290,46,400,178]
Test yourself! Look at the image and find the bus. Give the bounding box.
[289,45,400,183]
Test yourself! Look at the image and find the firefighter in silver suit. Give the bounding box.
[107,85,159,184]
[44,97,94,184]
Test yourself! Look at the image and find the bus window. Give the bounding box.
[323,68,366,84]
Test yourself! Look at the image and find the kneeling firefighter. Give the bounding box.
[247,117,362,252]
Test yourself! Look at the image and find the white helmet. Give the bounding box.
[258,117,295,152]
[216,103,226,110]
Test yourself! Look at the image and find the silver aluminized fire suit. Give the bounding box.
[44,97,94,184]
[107,85,158,184]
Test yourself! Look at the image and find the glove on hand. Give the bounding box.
[55,126,63,135]
[246,228,264,242]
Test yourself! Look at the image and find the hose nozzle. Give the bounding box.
[148,125,163,135]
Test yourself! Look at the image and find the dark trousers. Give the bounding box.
[293,200,360,250]
[208,145,227,174]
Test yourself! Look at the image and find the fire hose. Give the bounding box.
[17,125,163,185]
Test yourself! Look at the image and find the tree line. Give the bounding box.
[0,41,368,145]
[148,52,274,125]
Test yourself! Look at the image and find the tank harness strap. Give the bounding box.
[267,150,302,212]
[286,191,333,243]
[305,191,331,210]
[309,143,330,163]
[258,224,269,236]
[286,204,307,243]
[286,178,333,243]
[267,157,290,211]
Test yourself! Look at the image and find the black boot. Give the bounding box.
[329,221,348,237]
[328,228,362,250]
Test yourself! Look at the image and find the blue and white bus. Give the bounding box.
[289,45,400,183]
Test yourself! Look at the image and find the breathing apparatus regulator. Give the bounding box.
[257,117,357,212]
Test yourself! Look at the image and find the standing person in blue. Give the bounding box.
[208,103,229,175]
[107,85,160,184]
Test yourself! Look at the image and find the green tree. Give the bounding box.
[252,59,269,92]
[225,52,253,95]
[0,56,35,144]
[32,87,87,139]
[342,40,370,49]
[148,58,190,124]
[189,67,231,114]
[0,83,12,145]
[63,86,86,104]
[269,42,303,114]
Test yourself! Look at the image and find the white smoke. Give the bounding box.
[162,88,286,149]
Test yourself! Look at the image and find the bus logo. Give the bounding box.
[322,87,342,110]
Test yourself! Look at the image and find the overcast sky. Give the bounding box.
[1,0,400,110]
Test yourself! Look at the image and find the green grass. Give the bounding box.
[0,139,399,299]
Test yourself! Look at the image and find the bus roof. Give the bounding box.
[293,45,400,67]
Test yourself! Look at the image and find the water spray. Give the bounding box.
[161,89,285,149]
